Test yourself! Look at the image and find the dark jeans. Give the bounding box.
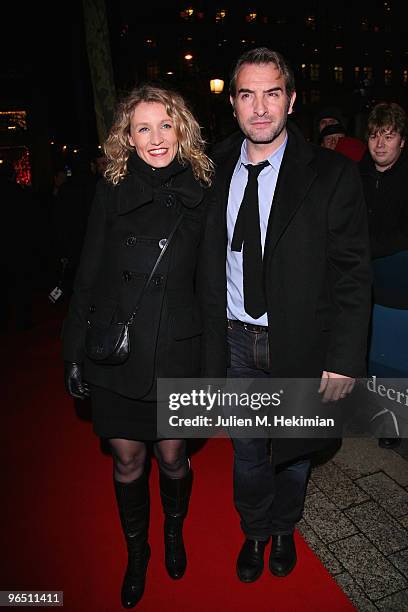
[227,320,311,540]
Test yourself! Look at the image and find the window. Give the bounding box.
[0,110,27,132]
[403,69,408,86]
[246,11,257,23]
[361,18,369,31]
[216,9,226,23]
[362,66,373,82]
[310,64,320,81]
[147,60,159,80]
[334,66,343,84]
[180,7,194,20]
[384,68,392,84]
[310,89,320,103]
[305,15,316,30]
[300,63,307,79]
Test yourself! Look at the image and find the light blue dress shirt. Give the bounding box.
[226,136,287,325]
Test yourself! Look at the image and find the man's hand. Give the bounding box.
[64,362,90,400]
[318,371,355,403]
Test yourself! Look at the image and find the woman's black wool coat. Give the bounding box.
[62,161,206,401]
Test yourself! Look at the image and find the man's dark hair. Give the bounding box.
[229,47,295,99]
[367,102,407,139]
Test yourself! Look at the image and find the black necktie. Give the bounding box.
[231,160,269,319]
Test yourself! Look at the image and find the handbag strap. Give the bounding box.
[126,213,184,325]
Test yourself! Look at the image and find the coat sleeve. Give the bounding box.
[196,186,228,378]
[325,160,372,377]
[61,180,110,362]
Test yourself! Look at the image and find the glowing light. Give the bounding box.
[184,53,193,61]
[210,78,224,94]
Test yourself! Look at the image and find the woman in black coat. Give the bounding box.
[62,84,213,609]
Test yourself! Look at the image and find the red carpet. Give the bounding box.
[1,302,355,611]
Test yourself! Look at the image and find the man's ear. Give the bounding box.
[288,91,296,115]
[401,138,405,149]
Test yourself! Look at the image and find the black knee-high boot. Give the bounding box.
[114,474,150,609]
[159,468,193,579]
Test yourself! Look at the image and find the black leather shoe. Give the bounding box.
[159,469,193,580]
[164,515,187,579]
[236,538,269,583]
[378,437,401,449]
[121,544,151,609]
[114,476,150,609]
[269,534,297,577]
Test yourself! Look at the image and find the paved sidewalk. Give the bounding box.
[299,438,408,611]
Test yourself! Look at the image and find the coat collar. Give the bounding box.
[117,162,204,216]
[213,120,317,257]
[263,121,317,260]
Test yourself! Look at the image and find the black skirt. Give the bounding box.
[91,384,157,440]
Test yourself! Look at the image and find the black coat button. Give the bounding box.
[122,270,132,282]
[165,194,176,208]
[89,304,96,313]
[125,236,137,246]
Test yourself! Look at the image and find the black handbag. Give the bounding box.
[85,214,184,365]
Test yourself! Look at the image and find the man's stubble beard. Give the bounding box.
[244,120,286,145]
[235,104,290,145]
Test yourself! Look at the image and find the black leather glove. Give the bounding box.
[64,361,90,400]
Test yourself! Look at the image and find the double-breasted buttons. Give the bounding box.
[125,235,137,246]
[165,194,176,208]
[159,238,167,250]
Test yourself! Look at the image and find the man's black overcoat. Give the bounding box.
[200,120,372,464]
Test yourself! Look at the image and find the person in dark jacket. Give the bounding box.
[359,102,408,261]
[359,102,408,449]
[201,48,371,584]
[62,84,213,609]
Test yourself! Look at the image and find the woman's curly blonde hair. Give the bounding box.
[104,84,214,186]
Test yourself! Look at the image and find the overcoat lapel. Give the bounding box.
[118,174,153,215]
[216,149,241,214]
[263,124,317,264]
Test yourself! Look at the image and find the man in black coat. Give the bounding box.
[201,48,371,583]
[359,102,408,262]
[359,102,408,449]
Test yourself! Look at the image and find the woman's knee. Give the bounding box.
[111,445,147,477]
[155,445,187,474]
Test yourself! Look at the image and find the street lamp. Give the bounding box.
[210,78,224,94]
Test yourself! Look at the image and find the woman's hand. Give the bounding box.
[64,362,90,400]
